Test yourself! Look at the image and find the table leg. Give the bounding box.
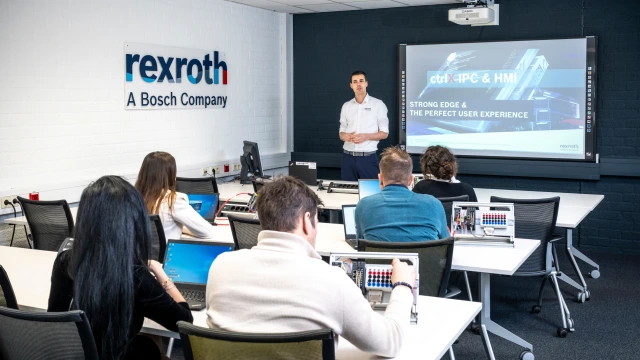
[478,273,533,353]
[167,338,174,357]
[559,228,597,296]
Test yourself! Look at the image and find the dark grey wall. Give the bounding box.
[292,0,640,253]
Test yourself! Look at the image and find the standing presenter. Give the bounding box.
[339,71,389,181]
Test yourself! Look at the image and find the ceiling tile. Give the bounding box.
[267,4,316,12]
[273,0,333,6]
[298,2,361,11]
[344,0,406,8]
[229,0,286,7]
[396,0,458,5]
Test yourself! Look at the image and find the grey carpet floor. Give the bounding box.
[2,224,639,359]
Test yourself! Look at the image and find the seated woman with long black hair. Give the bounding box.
[48,176,193,360]
[413,145,478,202]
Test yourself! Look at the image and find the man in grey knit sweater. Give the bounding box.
[205,176,416,357]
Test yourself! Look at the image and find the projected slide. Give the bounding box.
[399,38,597,161]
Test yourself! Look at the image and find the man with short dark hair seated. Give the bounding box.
[205,176,416,358]
[355,146,449,242]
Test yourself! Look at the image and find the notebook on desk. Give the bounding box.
[163,239,233,310]
[342,204,358,249]
[187,193,219,225]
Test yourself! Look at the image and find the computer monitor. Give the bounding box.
[358,179,381,200]
[240,140,264,184]
[342,205,357,240]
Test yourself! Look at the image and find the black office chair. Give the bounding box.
[58,237,74,254]
[149,215,167,262]
[437,195,474,302]
[228,215,262,250]
[0,265,19,309]
[177,321,335,360]
[358,238,456,298]
[490,196,573,337]
[176,177,219,194]
[0,308,99,360]
[17,197,74,252]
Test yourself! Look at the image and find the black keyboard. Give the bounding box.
[182,290,205,302]
[346,239,358,249]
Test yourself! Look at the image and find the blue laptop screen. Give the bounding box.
[187,193,219,220]
[164,242,233,285]
[359,179,381,199]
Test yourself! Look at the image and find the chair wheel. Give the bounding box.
[470,323,481,334]
[531,305,541,314]
[577,292,586,303]
[520,350,535,360]
[567,318,575,331]
[585,290,591,301]
[589,270,600,279]
[557,327,568,338]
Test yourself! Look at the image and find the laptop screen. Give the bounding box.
[164,241,233,285]
[343,205,357,239]
[187,193,219,220]
[358,179,381,200]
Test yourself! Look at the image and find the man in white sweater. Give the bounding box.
[206,176,416,358]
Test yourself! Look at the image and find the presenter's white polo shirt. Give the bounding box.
[339,94,389,152]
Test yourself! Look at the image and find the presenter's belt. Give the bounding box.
[344,150,376,156]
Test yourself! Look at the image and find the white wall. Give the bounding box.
[0,0,292,213]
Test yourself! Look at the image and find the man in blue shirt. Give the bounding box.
[355,146,450,242]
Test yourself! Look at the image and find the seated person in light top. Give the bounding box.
[355,146,449,242]
[135,151,216,240]
[413,145,478,202]
[205,176,416,358]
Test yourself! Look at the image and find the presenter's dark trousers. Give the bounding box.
[341,151,379,181]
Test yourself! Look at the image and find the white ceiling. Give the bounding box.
[227,0,459,13]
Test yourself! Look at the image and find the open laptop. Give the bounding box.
[289,161,318,186]
[342,205,357,249]
[358,179,381,200]
[163,239,234,310]
[187,193,219,225]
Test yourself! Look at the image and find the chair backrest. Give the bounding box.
[149,215,167,262]
[358,238,454,298]
[490,196,560,275]
[176,177,219,194]
[177,321,335,360]
[228,215,262,250]
[17,197,74,252]
[0,308,99,360]
[437,195,469,229]
[0,265,18,309]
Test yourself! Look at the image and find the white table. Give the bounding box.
[195,223,539,357]
[476,188,604,299]
[143,296,481,360]
[0,245,482,360]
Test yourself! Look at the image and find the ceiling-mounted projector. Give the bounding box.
[449,0,499,26]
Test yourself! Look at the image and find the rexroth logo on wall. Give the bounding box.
[124,42,228,110]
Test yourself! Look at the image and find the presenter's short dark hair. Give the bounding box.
[421,145,457,180]
[379,146,413,185]
[255,176,323,232]
[351,70,367,82]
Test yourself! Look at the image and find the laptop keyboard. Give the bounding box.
[182,290,206,302]
[346,238,358,249]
